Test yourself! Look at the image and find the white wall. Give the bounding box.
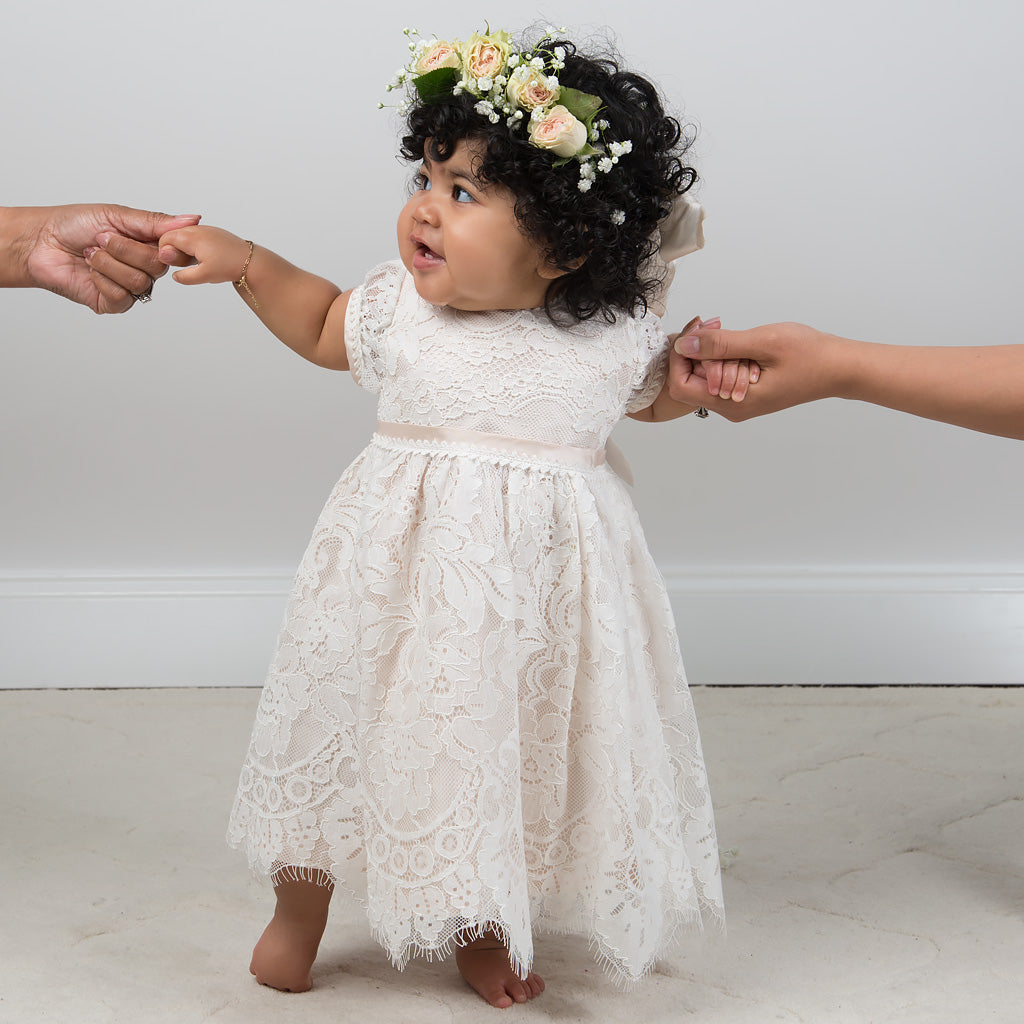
[2,0,1022,686]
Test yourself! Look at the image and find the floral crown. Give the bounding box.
[384,26,633,203]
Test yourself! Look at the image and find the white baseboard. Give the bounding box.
[664,568,1024,686]
[0,574,290,690]
[1,569,1022,688]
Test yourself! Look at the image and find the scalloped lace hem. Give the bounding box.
[259,860,723,987]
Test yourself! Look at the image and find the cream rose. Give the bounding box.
[506,65,559,111]
[528,105,587,158]
[415,40,461,75]
[461,31,511,82]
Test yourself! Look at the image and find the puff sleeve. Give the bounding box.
[343,260,404,394]
[624,317,672,414]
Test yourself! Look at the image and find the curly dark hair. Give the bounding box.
[400,36,696,323]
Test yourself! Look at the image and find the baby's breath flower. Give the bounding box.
[578,178,593,193]
[478,75,493,91]
[610,209,625,225]
[598,157,614,173]
[579,161,596,180]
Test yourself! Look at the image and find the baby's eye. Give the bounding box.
[414,170,431,191]
[452,184,475,204]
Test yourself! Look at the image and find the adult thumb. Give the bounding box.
[674,328,734,361]
[110,208,202,243]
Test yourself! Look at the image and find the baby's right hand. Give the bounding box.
[158,225,250,286]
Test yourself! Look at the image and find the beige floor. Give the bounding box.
[1,686,1021,1024]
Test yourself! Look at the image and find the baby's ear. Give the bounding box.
[539,255,586,280]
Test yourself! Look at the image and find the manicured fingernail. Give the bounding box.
[751,366,760,382]
[674,335,700,355]
[96,232,113,247]
[700,317,721,329]
[83,246,98,261]
[159,246,175,263]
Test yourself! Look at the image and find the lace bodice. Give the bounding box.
[344,261,671,444]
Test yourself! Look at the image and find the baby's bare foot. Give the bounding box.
[455,932,545,1009]
[249,914,319,992]
[249,879,332,993]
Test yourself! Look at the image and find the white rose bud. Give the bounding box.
[414,40,461,75]
[462,32,511,83]
[529,105,587,158]
[506,65,560,111]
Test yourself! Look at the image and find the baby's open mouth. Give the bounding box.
[413,242,445,267]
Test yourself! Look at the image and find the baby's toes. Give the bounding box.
[507,978,532,1004]
[526,972,545,997]
[487,986,515,1008]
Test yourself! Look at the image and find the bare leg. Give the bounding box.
[249,877,333,992]
[455,929,545,1009]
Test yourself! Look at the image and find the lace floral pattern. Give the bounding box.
[227,262,723,984]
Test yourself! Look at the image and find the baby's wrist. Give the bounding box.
[232,239,259,309]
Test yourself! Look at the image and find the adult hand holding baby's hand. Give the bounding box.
[669,322,833,421]
[158,226,251,285]
[668,317,761,412]
[10,204,200,313]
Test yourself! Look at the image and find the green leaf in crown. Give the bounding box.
[559,88,602,124]
[414,66,461,102]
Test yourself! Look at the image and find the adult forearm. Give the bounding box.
[0,206,38,288]
[838,340,1024,440]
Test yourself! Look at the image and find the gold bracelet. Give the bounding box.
[235,240,259,310]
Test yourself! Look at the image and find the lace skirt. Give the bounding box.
[227,431,723,984]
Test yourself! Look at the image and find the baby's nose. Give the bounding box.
[412,192,440,225]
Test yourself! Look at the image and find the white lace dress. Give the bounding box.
[227,260,724,984]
